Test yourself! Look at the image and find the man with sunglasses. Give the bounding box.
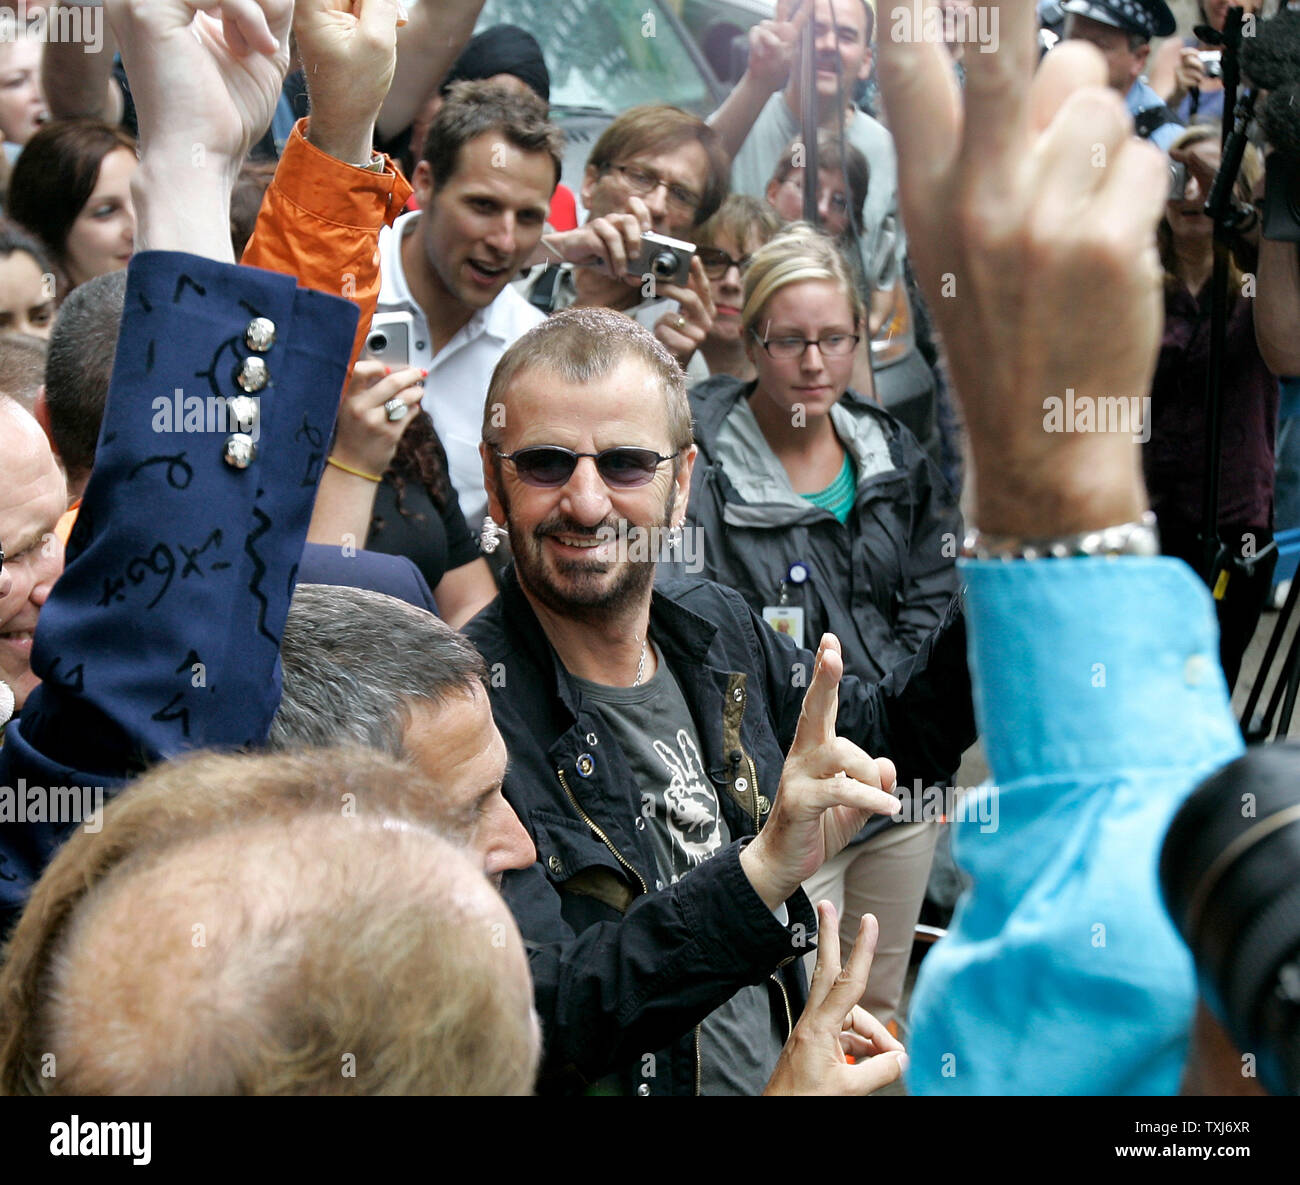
[522,105,730,376]
[464,306,973,1094]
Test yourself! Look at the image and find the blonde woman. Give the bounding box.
[685,226,970,1030]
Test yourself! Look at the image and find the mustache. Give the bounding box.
[535,516,625,540]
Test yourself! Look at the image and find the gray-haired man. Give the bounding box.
[271,583,535,884]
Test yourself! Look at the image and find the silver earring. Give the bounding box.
[480,515,507,555]
[667,524,683,553]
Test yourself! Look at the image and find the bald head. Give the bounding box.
[40,816,535,1095]
[0,748,538,1096]
[0,395,65,709]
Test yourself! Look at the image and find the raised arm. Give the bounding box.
[377,0,485,141]
[41,20,124,123]
[707,2,807,161]
[0,0,359,931]
[241,0,414,369]
[875,0,1243,1095]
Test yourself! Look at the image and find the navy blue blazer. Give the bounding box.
[0,253,357,930]
[298,543,437,612]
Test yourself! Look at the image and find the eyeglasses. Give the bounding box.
[496,445,679,488]
[752,331,860,359]
[697,246,752,280]
[607,163,701,216]
[779,177,852,217]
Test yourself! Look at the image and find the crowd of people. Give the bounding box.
[0,0,1296,1099]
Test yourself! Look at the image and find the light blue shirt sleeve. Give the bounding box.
[1147,120,1184,154]
[907,557,1244,1095]
[1126,78,1183,154]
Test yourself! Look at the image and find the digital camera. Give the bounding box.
[1169,161,1188,201]
[632,231,695,287]
[365,311,415,370]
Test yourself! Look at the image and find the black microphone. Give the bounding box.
[1259,82,1300,160]
[1206,89,1258,222]
[1240,7,1300,91]
[1243,11,1300,160]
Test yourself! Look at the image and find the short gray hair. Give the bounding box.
[270,585,488,757]
[44,269,127,481]
[482,306,693,451]
[0,334,47,416]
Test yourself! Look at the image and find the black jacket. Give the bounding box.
[464,564,974,1095]
[687,376,964,683]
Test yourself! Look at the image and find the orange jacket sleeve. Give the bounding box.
[241,118,413,371]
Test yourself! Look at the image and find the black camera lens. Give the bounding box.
[1160,742,1300,1095]
[650,251,678,280]
[367,331,389,353]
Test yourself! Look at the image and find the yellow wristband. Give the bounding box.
[326,456,383,483]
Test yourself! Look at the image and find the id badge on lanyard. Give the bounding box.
[762,562,809,650]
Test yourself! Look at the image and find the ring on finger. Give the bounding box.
[675,315,687,331]
[384,397,409,422]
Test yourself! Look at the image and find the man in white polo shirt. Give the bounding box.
[375,79,562,527]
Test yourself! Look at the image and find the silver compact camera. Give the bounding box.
[1199,50,1223,80]
[1169,161,1188,200]
[365,311,415,370]
[633,231,695,286]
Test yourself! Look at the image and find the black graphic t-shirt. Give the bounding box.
[574,644,784,1095]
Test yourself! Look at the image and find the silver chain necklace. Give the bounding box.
[632,638,648,687]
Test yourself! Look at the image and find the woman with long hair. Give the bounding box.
[308,361,498,629]
[8,119,136,296]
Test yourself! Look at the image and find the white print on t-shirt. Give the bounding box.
[653,730,723,870]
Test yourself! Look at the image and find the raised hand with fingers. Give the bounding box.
[740,634,899,910]
[295,0,406,166]
[106,0,291,168]
[332,361,425,479]
[746,0,811,95]
[875,0,1166,538]
[108,0,293,259]
[764,904,907,1095]
[653,256,716,369]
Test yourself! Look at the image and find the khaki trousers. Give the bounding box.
[800,821,939,1030]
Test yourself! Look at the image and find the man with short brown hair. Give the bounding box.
[367,79,562,529]
[523,104,731,374]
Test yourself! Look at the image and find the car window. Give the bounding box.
[479,0,715,113]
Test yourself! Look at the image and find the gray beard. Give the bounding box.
[506,485,676,627]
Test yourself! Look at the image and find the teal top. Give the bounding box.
[800,451,856,523]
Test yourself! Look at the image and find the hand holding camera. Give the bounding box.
[541,195,699,287]
[331,359,425,480]
[653,254,716,369]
